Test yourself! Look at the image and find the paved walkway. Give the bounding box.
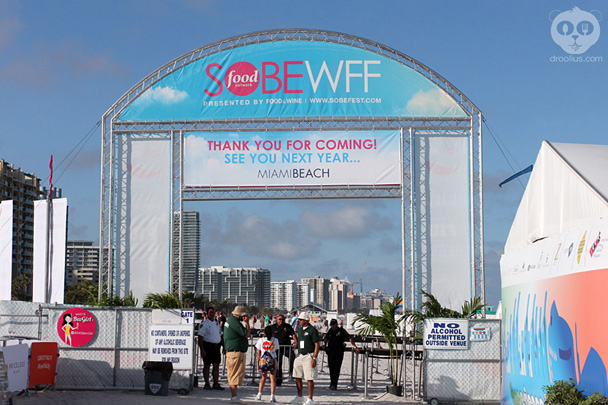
[12,384,426,404]
[12,353,426,405]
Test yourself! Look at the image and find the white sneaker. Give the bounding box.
[289,396,305,404]
[303,399,314,405]
[230,396,246,404]
[256,392,262,401]
[269,395,276,403]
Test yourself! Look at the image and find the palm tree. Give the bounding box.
[354,292,406,387]
[408,290,485,339]
[143,292,183,309]
[98,290,138,307]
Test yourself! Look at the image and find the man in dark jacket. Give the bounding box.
[323,319,359,390]
[271,314,298,386]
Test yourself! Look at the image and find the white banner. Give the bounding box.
[32,200,48,303]
[50,199,67,304]
[32,198,67,304]
[184,130,401,188]
[149,324,194,370]
[0,344,29,391]
[423,318,469,350]
[118,137,171,302]
[0,200,13,301]
[501,217,608,287]
[415,135,472,309]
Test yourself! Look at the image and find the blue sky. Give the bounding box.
[1,1,606,307]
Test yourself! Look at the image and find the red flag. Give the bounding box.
[49,155,53,198]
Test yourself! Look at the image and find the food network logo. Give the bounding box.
[549,7,603,63]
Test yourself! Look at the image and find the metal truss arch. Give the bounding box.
[99,30,485,319]
[102,29,481,124]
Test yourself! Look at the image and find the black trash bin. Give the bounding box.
[142,361,173,396]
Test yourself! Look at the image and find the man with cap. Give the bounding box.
[324,318,359,390]
[290,312,319,405]
[223,305,251,404]
[197,307,225,390]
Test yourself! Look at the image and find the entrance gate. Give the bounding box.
[99,29,484,313]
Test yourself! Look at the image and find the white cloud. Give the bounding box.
[300,205,391,239]
[405,88,462,116]
[140,86,188,104]
[209,212,320,261]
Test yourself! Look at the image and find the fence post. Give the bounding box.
[37,304,43,340]
[113,308,119,387]
[363,350,369,399]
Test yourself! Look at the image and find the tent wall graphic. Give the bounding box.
[501,141,608,403]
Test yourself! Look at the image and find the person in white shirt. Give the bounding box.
[197,307,225,390]
[255,325,280,403]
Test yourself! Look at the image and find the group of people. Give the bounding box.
[197,306,359,404]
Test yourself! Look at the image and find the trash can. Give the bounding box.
[142,361,173,396]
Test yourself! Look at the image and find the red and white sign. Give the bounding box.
[56,308,96,347]
[28,342,58,387]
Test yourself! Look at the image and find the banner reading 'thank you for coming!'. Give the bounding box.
[184,130,401,188]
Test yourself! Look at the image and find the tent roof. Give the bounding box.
[504,141,608,253]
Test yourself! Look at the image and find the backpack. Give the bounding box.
[259,351,274,372]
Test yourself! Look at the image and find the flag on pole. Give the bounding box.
[394,298,403,311]
[49,155,53,198]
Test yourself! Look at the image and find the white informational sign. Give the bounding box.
[423,318,469,350]
[181,310,194,325]
[0,200,13,301]
[470,327,491,342]
[0,344,29,391]
[149,324,194,370]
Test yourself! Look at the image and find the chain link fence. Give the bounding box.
[423,319,501,404]
[0,301,193,391]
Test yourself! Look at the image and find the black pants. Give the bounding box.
[276,346,295,385]
[327,350,344,387]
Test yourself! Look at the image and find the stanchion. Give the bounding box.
[247,336,257,386]
[350,347,356,389]
[320,348,325,372]
[362,350,370,399]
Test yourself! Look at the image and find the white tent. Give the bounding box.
[504,141,608,253]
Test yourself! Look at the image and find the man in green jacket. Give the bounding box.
[224,305,251,404]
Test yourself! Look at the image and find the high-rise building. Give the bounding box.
[346,291,361,311]
[173,211,200,293]
[329,276,352,312]
[300,276,329,308]
[198,266,222,302]
[198,266,271,307]
[296,283,310,309]
[361,288,394,310]
[271,280,297,311]
[0,159,43,278]
[65,241,102,286]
